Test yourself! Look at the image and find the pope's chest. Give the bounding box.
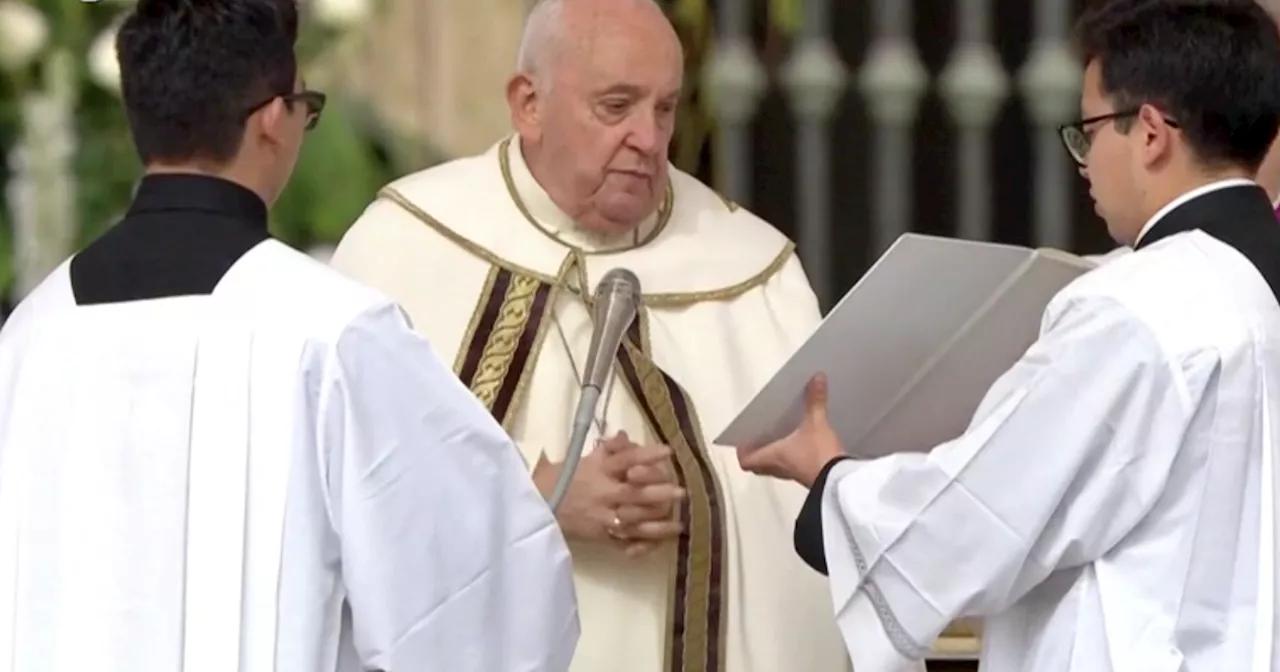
[442,260,743,672]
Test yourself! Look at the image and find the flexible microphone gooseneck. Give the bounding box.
[547,268,642,512]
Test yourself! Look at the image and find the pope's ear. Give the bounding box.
[507,72,540,138]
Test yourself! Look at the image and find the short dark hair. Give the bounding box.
[116,0,300,165]
[1075,0,1280,171]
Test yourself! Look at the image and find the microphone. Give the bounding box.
[547,268,642,512]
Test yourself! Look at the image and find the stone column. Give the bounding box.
[938,0,1008,242]
[779,0,846,306]
[1018,0,1082,249]
[703,0,766,205]
[857,0,928,255]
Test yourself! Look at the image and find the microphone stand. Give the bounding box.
[547,268,640,512]
[548,384,602,511]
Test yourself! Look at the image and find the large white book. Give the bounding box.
[717,233,1097,458]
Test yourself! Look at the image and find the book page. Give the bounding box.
[852,250,1096,457]
[716,233,1041,450]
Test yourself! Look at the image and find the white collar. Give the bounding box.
[504,136,661,253]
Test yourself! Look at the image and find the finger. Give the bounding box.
[615,504,662,526]
[625,462,675,486]
[600,430,632,454]
[625,483,686,508]
[601,508,632,541]
[607,444,671,475]
[623,541,658,558]
[628,445,673,466]
[595,478,632,509]
[737,445,765,473]
[615,497,681,526]
[805,373,830,428]
[623,519,683,541]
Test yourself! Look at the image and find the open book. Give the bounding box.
[716,233,1097,458]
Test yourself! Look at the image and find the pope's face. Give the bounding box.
[535,6,683,233]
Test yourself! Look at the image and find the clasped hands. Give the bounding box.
[537,431,686,557]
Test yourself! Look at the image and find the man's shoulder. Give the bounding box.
[1051,242,1245,359]
[1083,246,1132,265]
[335,140,544,270]
[0,261,73,347]
[666,167,791,255]
[1053,247,1175,320]
[381,145,501,208]
[225,240,401,341]
[627,167,795,298]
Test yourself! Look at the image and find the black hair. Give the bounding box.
[116,0,300,165]
[1075,0,1280,171]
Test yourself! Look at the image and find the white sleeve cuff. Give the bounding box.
[820,460,936,671]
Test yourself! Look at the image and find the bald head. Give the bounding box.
[506,0,684,235]
[516,0,678,91]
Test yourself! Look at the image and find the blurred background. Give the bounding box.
[0,0,1269,320]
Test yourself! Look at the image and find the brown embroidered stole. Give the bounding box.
[615,313,728,672]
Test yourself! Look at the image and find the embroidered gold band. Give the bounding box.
[453,265,557,429]
[615,311,728,672]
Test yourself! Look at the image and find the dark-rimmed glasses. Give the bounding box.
[245,90,327,131]
[1059,109,1180,166]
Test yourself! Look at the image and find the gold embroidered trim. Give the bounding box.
[618,337,727,672]
[505,255,579,425]
[453,256,576,430]
[468,273,542,411]
[497,136,675,255]
[375,188,796,307]
[637,301,653,356]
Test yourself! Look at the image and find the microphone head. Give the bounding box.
[593,267,641,312]
[582,268,642,389]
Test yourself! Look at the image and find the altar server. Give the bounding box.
[0,1,577,670]
[740,2,1280,670]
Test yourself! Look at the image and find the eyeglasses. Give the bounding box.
[1058,109,1180,166]
[245,89,327,131]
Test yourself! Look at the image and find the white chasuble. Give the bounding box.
[330,136,850,672]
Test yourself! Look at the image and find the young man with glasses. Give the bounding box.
[0,1,578,670]
[1083,0,1280,265]
[737,1,1280,669]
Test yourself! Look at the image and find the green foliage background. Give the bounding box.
[0,0,424,299]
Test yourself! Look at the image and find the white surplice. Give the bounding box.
[0,240,578,672]
[819,185,1280,672]
[330,136,850,672]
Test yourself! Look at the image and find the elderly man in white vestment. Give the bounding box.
[329,0,849,669]
[739,1,1280,671]
[0,1,578,670]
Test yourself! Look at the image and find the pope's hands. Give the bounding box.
[737,373,846,487]
[604,432,685,557]
[534,431,685,557]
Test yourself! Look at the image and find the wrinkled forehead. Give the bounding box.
[557,9,683,94]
